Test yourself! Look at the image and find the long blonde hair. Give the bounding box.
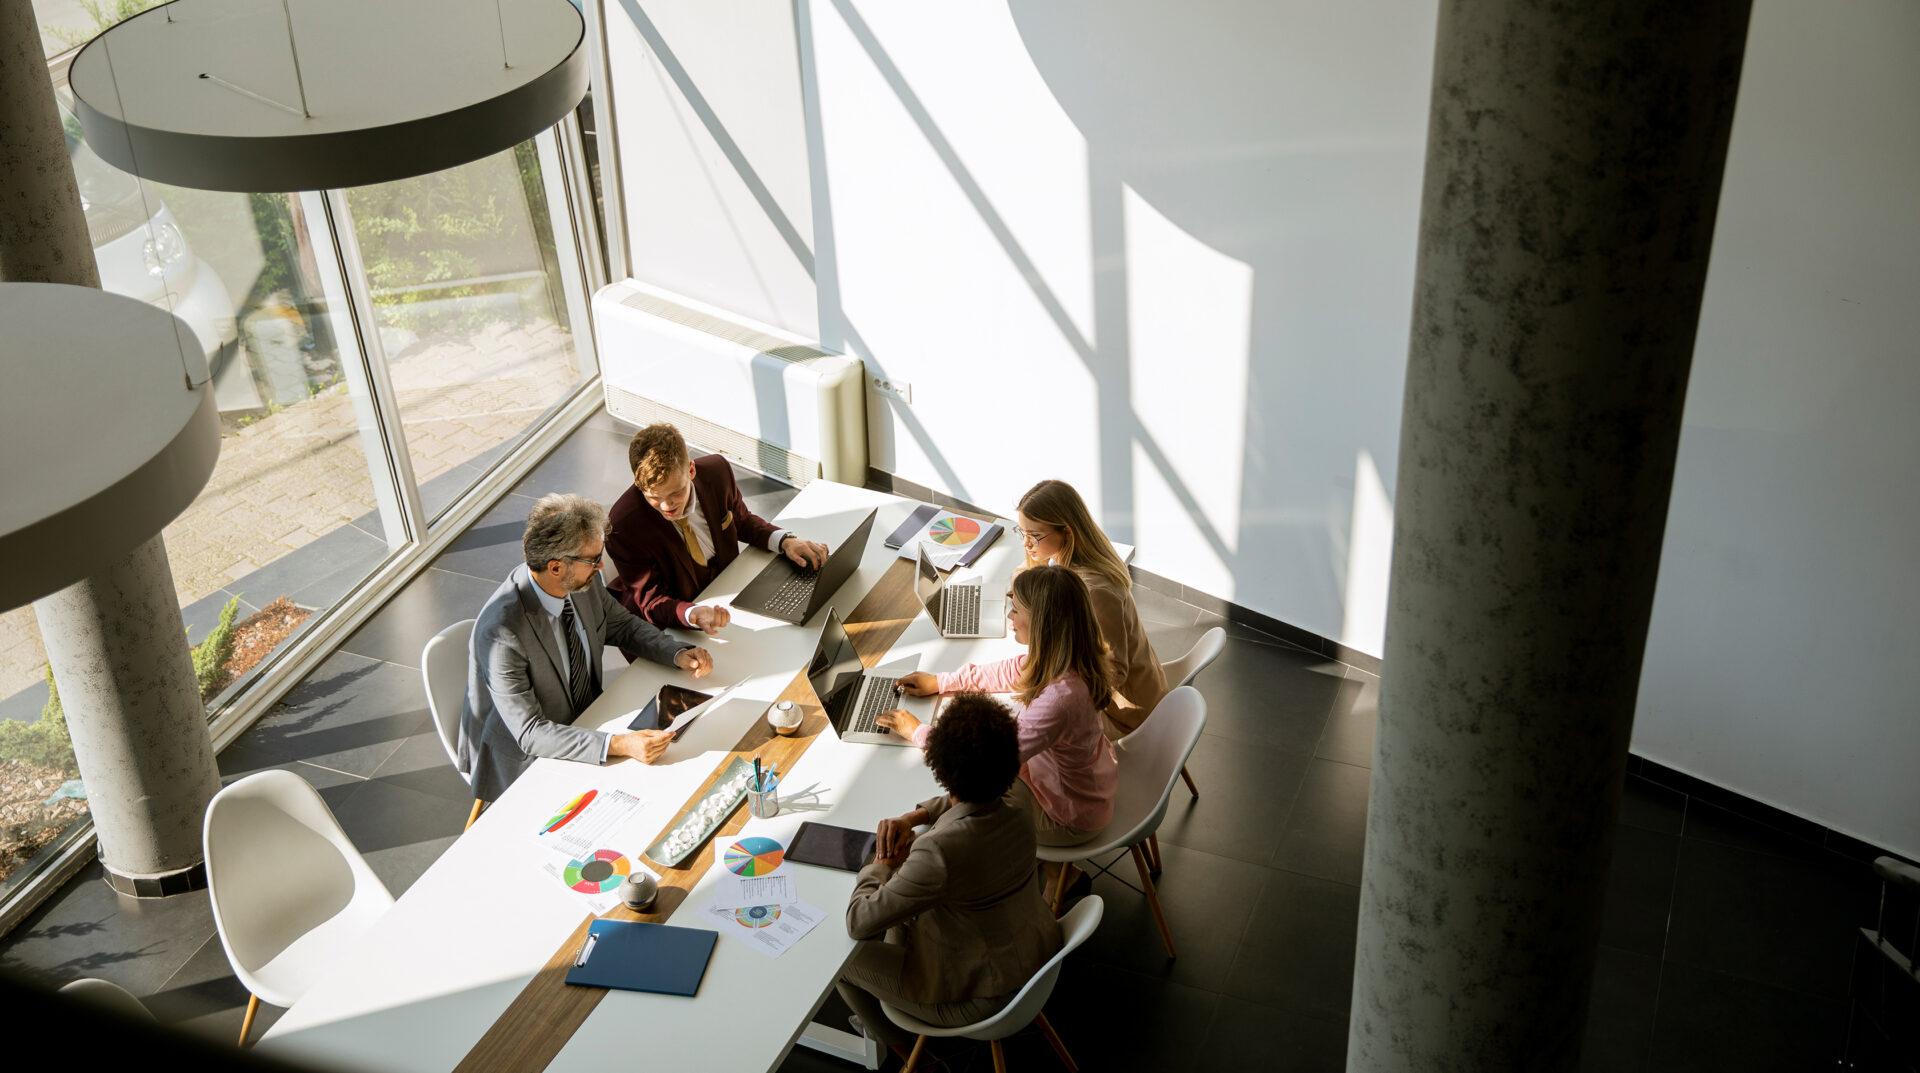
[1017,480,1131,594]
[1011,565,1113,710]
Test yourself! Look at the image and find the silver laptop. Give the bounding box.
[806,608,934,746]
[914,543,1006,638]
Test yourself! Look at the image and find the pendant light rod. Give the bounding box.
[280,0,312,118]
[198,72,304,117]
[494,0,512,68]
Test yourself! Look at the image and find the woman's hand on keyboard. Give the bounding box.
[894,671,938,696]
[876,710,923,742]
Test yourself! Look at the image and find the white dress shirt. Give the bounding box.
[531,583,609,762]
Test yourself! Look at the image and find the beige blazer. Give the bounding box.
[1077,570,1168,738]
[845,793,1063,1005]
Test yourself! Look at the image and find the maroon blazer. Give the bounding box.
[606,454,781,629]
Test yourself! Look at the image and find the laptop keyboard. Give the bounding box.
[763,566,818,618]
[942,583,981,634]
[848,676,901,735]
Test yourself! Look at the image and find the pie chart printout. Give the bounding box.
[927,516,982,547]
[542,789,597,835]
[724,836,785,877]
[734,905,782,928]
[565,849,631,893]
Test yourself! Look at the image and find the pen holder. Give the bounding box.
[747,777,780,820]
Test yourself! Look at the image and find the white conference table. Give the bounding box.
[260,480,1023,1073]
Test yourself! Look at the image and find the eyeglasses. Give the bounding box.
[563,552,604,569]
[1017,527,1057,548]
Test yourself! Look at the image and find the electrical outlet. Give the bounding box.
[871,376,912,404]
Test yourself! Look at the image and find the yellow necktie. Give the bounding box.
[676,516,708,567]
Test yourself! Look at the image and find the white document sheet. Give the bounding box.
[710,872,797,911]
[702,897,827,959]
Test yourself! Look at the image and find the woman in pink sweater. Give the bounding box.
[879,565,1118,845]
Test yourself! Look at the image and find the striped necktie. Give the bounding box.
[559,598,593,715]
[676,516,708,567]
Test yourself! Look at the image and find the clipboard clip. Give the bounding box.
[574,932,599,967]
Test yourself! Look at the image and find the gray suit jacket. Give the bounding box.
[456,565,689,801]
[845,793,1064,1005]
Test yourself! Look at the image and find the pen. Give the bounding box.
[754,758,763,792]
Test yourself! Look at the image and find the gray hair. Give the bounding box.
[523,494,609,570]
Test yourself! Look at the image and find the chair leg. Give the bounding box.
[465,798,485,831]
[1035,1011,1078,1072]
[991,1038,1008,1073]
[902,1035,928,1073]
[238,993,260,1047]
[1179,764,1199,799]
[1146,833,1163,876]
[1050,860,1071,914]
[1130,843,1176,959]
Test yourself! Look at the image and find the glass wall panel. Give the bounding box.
[0,81,395,887]
[345,139,593,522]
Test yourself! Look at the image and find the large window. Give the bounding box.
[2,10,601,894]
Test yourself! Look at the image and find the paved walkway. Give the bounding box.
[0,320,579,702]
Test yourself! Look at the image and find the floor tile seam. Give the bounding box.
[148,931,227,1004]
[1305,675,1369,762]
[1194,725,1322,762]
[1680,823,1869,873]
[1264,860,1365,892]
[416,560,507,587]
[295,759,372,782]
[1655,946,1856,1004]
[1261,744,1321,871]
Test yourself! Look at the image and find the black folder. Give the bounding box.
[563,919,718,996]
[883,504,939,548]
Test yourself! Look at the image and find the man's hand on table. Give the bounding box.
[609,729,673,764]
[876,807,930,865]
[876,710,922,742]
[674,646,714,678]
[687,604,731,634]
[780,534,829,570]
[893,671,939,696]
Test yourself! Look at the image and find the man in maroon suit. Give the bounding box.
[606,423,830,634]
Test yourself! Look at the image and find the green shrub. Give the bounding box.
[0,667,77,774]
[192,595,241,701]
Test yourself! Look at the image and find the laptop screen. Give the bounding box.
[914,543,945,622]
[805,609,865,722]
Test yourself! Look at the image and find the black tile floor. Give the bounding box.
[1,412,1904,1072]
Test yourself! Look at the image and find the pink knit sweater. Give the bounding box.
[911,656,1118,832]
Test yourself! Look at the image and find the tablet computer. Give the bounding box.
[786,821,877,873]
[627,684,710,733]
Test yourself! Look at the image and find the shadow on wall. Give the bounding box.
[1006,0,1425,641]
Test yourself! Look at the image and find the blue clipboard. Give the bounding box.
[563,919,718,996]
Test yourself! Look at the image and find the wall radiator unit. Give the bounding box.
[592,280,867,486]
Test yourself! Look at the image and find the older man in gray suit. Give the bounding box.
[458,493,714,802]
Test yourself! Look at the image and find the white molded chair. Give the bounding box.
[422,618,484,829]
[881,895,1104,1073]
[204,769,394,1046]
[1159,627,1224,801]
[59,978,151,1020]
[1039,687,1205,958]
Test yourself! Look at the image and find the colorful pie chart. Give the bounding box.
[734,904,781,929]
[723,836,785,877]
[564,848,631,893]
[927,516,982,546]
[541,789,596,835]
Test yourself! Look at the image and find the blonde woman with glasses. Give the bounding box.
[879,565,1117,847]
[1011,479,1167,738]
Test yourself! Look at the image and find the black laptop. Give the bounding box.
[731,509,877,625]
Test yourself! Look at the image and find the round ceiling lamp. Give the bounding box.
[68,0,588,192]
[0,283,219,611]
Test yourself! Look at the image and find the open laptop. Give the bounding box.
[732,509,878,625]
[806,607,933,746]
[914,543,1005,638]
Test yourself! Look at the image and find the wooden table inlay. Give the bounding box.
[453,556,929,1073]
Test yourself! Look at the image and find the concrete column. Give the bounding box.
[1349,3,1751,1070]
[35,539,224,889]
[0,0,98,288]
[3,0,223,893]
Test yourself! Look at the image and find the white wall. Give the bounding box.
[605,0,1431,646]
[601,0,1920,855]
[1634,0,1920,858]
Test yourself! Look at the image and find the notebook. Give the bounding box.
[564,919,718,996]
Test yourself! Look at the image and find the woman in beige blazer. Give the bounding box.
[1016,479,1168,737]
[836,694,1064,1058]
